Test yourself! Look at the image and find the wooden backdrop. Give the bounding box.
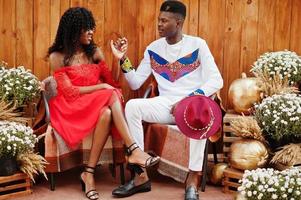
[0,0,301,108]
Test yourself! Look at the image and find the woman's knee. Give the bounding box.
[100,107,112,123]
[111,91,119,102]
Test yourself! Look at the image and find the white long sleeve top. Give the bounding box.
[123,34,223,98]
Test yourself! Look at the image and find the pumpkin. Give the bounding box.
[228,73,262,114]
[229,139,268,170]
[210,163,228,185]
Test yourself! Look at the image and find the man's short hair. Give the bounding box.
[160,0,186,19]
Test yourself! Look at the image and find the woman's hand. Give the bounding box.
[110,37,128,60]
[79,83,115,94]
[99,83,115,90]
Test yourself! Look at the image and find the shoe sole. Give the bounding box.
[113,187,151,198]
[112,184,152,198]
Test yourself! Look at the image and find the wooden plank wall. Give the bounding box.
[1,0,301,108]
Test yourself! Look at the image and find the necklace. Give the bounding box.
[73,52,84,64]
[165,36,184,62]
[75,56,80,64]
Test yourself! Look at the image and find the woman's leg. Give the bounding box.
[108,91,159,167]
[81,107,112,196]
[123,96,176,185]
[112,95,176,197]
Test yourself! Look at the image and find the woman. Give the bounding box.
[48,7,159,200]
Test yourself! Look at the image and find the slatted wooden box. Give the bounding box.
[23,117,35,128]
[19,101,38,128]
[0,173,32,200]
[222,167,244,194]
[22,101,38,118]
[223,111,253,162]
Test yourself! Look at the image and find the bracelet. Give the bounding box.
[188,89,205,96]
[120,57,134,73]
[120,55,127,63]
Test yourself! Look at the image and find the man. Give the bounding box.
[111,1,223,199]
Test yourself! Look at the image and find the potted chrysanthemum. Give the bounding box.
[0,121,36,175]
[254,93,301,149]
[0,64,40,107]
[251,50,301,87]
[238,167,301,200]
[0,121,47,181]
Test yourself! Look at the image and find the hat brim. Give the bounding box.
[175,95,222,140]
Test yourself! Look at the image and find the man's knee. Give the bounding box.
[125,99,142,117]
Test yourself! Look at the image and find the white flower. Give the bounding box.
[240,168,301,200]
[267,188,274,192]
[258,185,264,191]
[257,193,263,199]
[246,182,252,188]
[268,179,274,185]
[251,50,301,85]
[0,121,36,158]
[0,65,40,106]
[255,93,301,141]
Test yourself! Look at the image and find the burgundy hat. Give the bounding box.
[175,95,222,140]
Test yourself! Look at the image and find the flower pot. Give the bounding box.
[0,157,18,176]
[266,134,301,151]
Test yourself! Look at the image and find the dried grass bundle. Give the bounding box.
[255,69,299,97]
[270,143,301,166]
[230,116,266,143]
[0,60,8,67]
[17,151,48,183]
[0,99,27,123]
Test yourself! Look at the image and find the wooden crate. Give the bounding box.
[223,111,253,162]
[0,173,32,200]
[22,101,38,118]
[24,117,35,128]
[222,167,244,194]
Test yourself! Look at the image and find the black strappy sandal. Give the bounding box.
[80,166,99,200]
[125,143,160,175]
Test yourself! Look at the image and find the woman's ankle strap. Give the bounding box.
[84,166,96,174]
[125,143,139,156]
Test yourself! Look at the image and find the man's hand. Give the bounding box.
[110,37,128,60]
[170,101,180,117]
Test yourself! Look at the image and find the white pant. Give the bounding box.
[125,96,207,171]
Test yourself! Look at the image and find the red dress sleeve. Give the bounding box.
[98,61,120,88]
[54,69,80,101]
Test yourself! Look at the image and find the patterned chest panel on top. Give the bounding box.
[148,49,200,82]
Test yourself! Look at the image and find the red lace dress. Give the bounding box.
[49,61,121,149]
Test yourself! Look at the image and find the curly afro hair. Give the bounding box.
[48,7,97,65]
